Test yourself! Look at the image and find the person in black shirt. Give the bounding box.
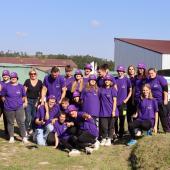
[24,68,43,135]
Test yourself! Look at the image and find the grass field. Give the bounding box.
[0,118,170,170]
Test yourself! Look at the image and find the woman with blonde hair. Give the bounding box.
[24,68,43,135]
[127,84,158,146]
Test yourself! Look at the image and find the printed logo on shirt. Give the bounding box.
[56,84,60,88]
[153,84,159,88]
[122,85,126,89]
[147,105,152,110]
[16,91,21,95]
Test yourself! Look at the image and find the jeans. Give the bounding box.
[35,124,54,146]
[4,108,26,138]
[25,98,38,131]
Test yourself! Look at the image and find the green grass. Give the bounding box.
[0,118,170,170]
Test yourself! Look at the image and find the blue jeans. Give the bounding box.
[35,124,54,146]
[25,98,38,131]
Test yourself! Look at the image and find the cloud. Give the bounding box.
[90,19,101,28]
[16,32,28,38]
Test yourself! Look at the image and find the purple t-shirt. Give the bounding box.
[1,83,26,111]
[81,88,100,117]
[83,77,89,86]
[115,76,132,106]
[137,98,158,127]
[53,120,70,140]
[43,75,65,102]
[134,76,148,104]
[35,104,60,128]
[99,87,119,117]
[147,75,168,104]
[80,118,99,137]
[97,74,116,88]
[65,76,75,91]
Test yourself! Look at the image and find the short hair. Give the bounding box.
[97,65,107,71]
[61,97,70,103]
[51,66,60,73]
[59,111,67,117]
[148,68,157,73]
[65,65,73,72]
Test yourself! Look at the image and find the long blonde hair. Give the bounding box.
[141,84,153,99]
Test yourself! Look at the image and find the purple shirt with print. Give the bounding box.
[99,87,119,117]
[147,75,168,104]
[53,120,70,140]
[81,88,100,117]
[115,76,132,106]
[43,75,65,102]
[1,83,26,111]
[137,98,158,127]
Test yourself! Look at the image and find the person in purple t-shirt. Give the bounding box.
[1,72,28,144]
[71,69,84,93]
[127,84,158,146]
[41,66,66,104]
[0,70,10,135]
[147,68,170,132]
[133,63,148,105]
[81,74,100,124]
[83,63,92,86]
[67,105,99,154]
[64,65,75,100]
[34,95,60,146]
[99,74,119,146]
[115,65,132,138]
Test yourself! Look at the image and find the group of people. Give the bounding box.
[0,62,170,156]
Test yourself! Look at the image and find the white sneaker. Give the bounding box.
[85,147,94,154]
[93,140,100,150]
[100,138,106,146]
[105,138,111,146]
[22,137,29,144]
[9,137,15,144]
[68,149,81,157]
[136,130,142,137]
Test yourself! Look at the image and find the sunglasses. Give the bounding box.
[30,73,36,76]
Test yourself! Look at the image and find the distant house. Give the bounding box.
[0,56,77,72]
[114,38,170,70]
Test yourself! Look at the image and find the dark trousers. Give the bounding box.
[115,104,126,137]
[99,117,116,139]
[0,101,8,135]
[4,108,26,138]
[127,101,136,125]
[128,120,152,139]
[158,103,170,132]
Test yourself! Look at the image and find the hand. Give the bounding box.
[41,120,45,125]
[164,100,168,105]
[51,118,57,125]
[153,126,157,134]
[66,122,74,127]
[23,102,28,108]
[112,111,116,117]
[123,99,128,104]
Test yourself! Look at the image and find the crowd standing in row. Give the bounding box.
[0,63,170,156]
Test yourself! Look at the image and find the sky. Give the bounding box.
[0,0,170,60]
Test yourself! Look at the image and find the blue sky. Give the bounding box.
[0,0,170,60]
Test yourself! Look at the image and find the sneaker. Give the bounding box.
[146,129,152,136]
[127,139,137,146]
[22,137,29,144]
[100,138,106,146]
[105,138,111,146]
[68,149,81,157]
[85,147,94,154]
[9,137,15,144]
[136,130,142,137]
[93,140,100,150]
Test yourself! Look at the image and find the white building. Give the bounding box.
[114,38,170,70]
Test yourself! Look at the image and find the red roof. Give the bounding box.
[115,38,170,54]
[0,57,77,67]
